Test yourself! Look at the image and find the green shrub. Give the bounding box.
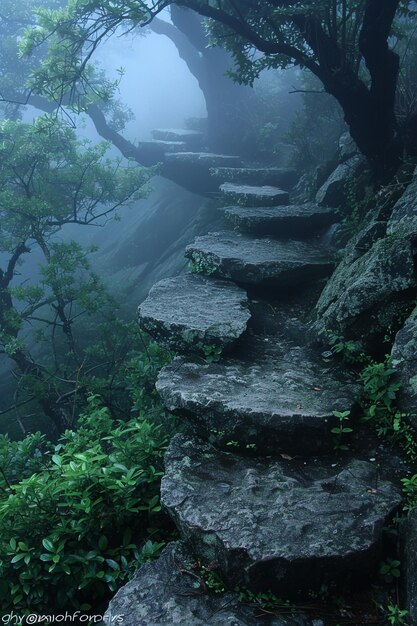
[0,394,175,612]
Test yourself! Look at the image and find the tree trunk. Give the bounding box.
[163,6,257,154]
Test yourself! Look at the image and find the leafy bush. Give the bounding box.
[0,392,177,612]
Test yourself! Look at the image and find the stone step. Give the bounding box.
[221,203,337,238]
[139,139,187,157]
[165,152,242,168]
[156,336,360,455]
[220,183,289,207]
[105,542,317,626]
[162,434,401,595]
[152,128,205,148]
[186,231,334,287]
[210,166,298,190]
[138,274,250,356]
[162,153,244,194]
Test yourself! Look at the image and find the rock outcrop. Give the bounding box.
[403,510,417,626]
[315,155,364,207]
[313,236,416,341]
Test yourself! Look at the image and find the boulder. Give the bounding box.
[138,274,250,356]
[387,167,417,239]
[220,203,337,238]
[186,231,334,287]
[161,435,402,594]
[220,183,289,207]
[156,336,360,455]
[316,156,364,207]
[391,306,417,424]
[105,542,318,626]
[313,236,416,340]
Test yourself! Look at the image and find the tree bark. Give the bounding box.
[154,7,257,154]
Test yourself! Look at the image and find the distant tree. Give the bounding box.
[0,115,151,434]
[149,7,256,153]
[22,0,417,182]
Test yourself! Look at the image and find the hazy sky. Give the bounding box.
[94,27,207,142]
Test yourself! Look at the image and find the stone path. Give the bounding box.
[108,127,402,624]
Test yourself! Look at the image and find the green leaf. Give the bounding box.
[42,538,54,552]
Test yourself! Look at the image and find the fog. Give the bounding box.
[93,28,207,141]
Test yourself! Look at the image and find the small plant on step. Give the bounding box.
[401,474,417,511]
[331,410,353,451]
[382,603,409,626]
[379,558,401,584]
[190,561,226,594]
[202,344,222,363]
[237,588,295,614]
[326,330,368,366]
[188,252,218,276]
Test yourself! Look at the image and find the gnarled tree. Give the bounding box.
[23,0,417,182]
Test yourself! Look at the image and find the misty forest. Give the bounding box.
[3,1,417,624]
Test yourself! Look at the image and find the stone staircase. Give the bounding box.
[106,140,402,625]
[137,121,297,195]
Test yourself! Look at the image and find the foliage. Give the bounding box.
[0,390,177,612]
[379,558,401,584]
[383,604,410,626]
[360,358,400,426]
[0,115,153,432]
[401,474,417,511]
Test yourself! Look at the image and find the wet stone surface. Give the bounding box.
[186,231,334,287]
[220,183,290,207]
[105,542,320,626]
[138,274,250,355]
[156,336,360,455]
[221,203,337,238]
[162,435,402,595]
[211,167,298,190]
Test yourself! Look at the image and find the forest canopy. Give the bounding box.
[16,0,417,181]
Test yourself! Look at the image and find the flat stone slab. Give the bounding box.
[105,542,317,626]
[220,183,289,207]
[156,337,360,455]
[162,435,402,594]
[138,274,250,355]
[165,152,242,168]
[210,167,298,190]
[186,231,334,287]
[221,203,337,237]
[152,128,205,147]
[139,139,187,155]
